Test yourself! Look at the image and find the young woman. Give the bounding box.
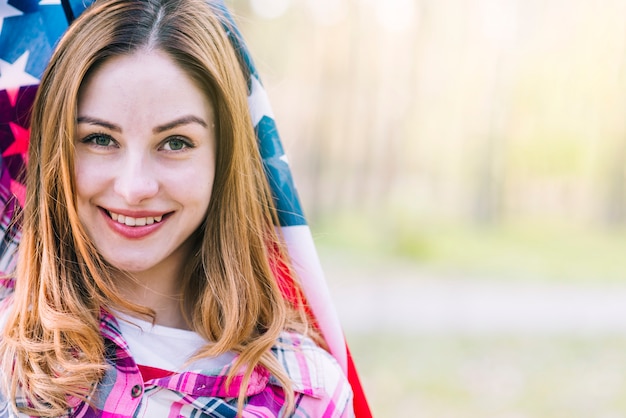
[0,0,354,416]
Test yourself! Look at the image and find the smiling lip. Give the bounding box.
[100,207,170,239]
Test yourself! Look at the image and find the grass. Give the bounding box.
[311,212,626,283]
[310,212,626,416]
[348,332,626,418]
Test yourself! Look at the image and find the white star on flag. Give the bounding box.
[0,52,40,106]
[0,0,22,33]
[0,51,39,89]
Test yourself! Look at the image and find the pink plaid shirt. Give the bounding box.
[0,308,354,417]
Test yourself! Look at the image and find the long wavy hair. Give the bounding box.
[0,0,312,415]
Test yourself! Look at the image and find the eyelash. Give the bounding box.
[80,134,195,151]
[81,133,116,148]
[160,136,194,151]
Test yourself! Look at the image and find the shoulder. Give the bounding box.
[271,331,354,417]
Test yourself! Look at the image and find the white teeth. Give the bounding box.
[108,211,164,226]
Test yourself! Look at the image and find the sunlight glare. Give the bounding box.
[375,0,416,33]
[249,0,291,19]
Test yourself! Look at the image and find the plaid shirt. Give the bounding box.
[0,308,354,417]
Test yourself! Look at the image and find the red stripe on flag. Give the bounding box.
[347,346,372,417]
[270,247,372,416]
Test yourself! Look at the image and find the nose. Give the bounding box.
[113,152,159,205]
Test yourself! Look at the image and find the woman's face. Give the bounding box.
[74,50,216,281]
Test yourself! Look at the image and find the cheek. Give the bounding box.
[178,172,213,227]
[74,162,89,203]
[74,157,108,204]
[182,167,214,210]
[178,155,216,210]
[73,163,97,237]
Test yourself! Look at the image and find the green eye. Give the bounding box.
[168,138,185,150]
[163,137,191,151]
[94,135,111,146]
[83,133,115,147]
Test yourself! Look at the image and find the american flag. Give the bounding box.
[0,0,371,415]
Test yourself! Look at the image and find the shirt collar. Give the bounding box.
[99,312,325,399]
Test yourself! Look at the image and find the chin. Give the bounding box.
[108,259,154,274]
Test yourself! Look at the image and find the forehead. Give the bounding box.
[77,50,214,124]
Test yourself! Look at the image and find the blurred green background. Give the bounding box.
[228,0,626,416]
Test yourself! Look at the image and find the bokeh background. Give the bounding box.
[228,0,626,416]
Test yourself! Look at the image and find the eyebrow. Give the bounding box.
[76,115,208,133]
[76,116,121,132]
[153,116,208,133]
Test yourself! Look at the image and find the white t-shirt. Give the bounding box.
[115,312,236,373]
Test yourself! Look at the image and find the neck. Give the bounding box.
[114,268,190,330]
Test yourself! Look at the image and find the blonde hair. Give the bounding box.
[0,0,313,415]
